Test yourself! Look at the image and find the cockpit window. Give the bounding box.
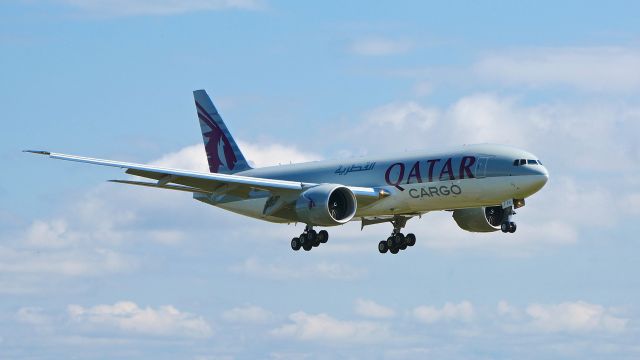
[519,159,526,166]
[537,160,543,165]
[528,159,537,165]
[513,159,519,166]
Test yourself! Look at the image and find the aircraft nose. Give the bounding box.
[529,166,549,191]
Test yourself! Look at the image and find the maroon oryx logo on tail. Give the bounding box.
[196,101,237,173]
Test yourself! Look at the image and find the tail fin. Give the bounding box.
[193,90,252,174]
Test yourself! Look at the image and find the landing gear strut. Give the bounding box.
[378,216,416,255]
[291,225,328,252]
[500,199,517,234]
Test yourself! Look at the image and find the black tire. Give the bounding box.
[501,222,509,233]
[509,222,517,233]
[291,237,301,251]
[299,233,307,244]
[318,230,329,243]
[303,243,312,251]
[390,247,399,254]
[378,241,388,253]
[406,233,416,246]
[307,230,317,242]
[313,237,320,247]
[386,236,395,248]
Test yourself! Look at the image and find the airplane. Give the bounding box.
[25,90,549,255]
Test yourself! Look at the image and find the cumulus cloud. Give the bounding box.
[496,300,520,319]
[524,301,628,333]
[270,312,388,343]
[237,141,322,167]
[475,47,640,92]
[497,301,628,334]
[231,257,366,281]
[68,301,213,338]
[366,101,438,130]
[349,38,413,56]
[58,0,265,16]
[151,141,321,171]
[358,93,640,174]
[354,299,395,319]
[150,144,209,172]
[222,305,273,324]
[413,301,474,324]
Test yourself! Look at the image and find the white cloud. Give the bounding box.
[496,300,520,319]
[354,299,395,319]
[413,301,474,324]
[525,301,627,333]
[237,141,322,167]
[151,141,321,170]
[68,301,213,338]
[222,305,273,324]
[231,257,366,281]
[59,0,265,16]
[270,312,388,343]
[349,38,413,56]
[357,93,640,174]
[366,101,438,130]
[475,47,640,92]
[151,144,209,172]
[24,219,74,248]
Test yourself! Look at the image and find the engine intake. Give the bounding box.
[452,206,505,232]
[295,184,357,226]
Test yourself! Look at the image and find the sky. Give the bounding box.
[1,0,640,359]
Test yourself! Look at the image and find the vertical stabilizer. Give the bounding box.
[193,90,252,174]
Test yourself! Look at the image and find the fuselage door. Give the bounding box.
[475,156,490,179]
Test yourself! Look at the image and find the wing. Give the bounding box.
[24,150,388,204]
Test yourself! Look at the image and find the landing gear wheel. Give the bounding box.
[390,247,399,254]
[406,233,416,247]
[501,222,509,233]
[318,230,329,243]
[303,243,312,251]
[291,237,301,251]
[378,241,388,253]
[299,233,308,245]
[386,236,396,249]
[307,230,317,243]
[508,222,517,233]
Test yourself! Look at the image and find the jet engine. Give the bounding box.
[452,206,505,232]
[295,184,357,226]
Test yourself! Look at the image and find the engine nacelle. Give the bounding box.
[295,184,357,226]
[452,206,505,232]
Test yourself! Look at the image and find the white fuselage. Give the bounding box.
[194,144,549,224]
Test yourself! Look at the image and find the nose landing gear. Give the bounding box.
[500,199,517,234]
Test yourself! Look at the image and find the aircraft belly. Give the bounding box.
[195,196,291,224]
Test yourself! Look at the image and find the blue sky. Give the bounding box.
[2,1,640,359]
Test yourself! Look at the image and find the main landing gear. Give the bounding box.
[500,200,517,234]
[291,225,329,252]
[378,216,416,255]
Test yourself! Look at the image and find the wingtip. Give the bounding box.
[23,150,51,155]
